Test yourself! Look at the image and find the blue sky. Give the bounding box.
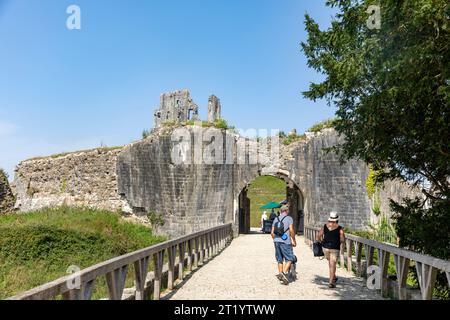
[0,0,337,178]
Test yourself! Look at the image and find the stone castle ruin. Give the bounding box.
[154,89,222,128]
[7,89,420,238]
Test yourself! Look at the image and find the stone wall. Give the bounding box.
[117,126,259,238]
[12,147,127,212]
[281,129,372,230]
[12,125,421,238]
[0,169,14,213]
[371,179,423,224]
[117,126,378,237]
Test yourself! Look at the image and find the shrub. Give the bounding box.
[214,118,229,130]
[142,129,150,139]
[282,133,306,146]
[307,118,337,133]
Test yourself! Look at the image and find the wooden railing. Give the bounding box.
[304,225,450,300]
[8,224,233,300]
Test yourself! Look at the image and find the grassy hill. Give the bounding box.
[0,207,166,299]
[247,176,286,228]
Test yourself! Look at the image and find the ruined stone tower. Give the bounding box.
[207,95,221,122]
[154,89,200,128]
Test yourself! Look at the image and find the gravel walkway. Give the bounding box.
[166,233,383,300]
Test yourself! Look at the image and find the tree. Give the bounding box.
[302,0,449,297]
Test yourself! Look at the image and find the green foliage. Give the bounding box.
[302,0,450,298]
[60,177,67,193]
[368,216,397,244]
[366,166,383,215]
[147,211,165,228]
[162,120,177,127]
[0,207,166,299]
[278,120,337,146]
[366,166,384,200]
[183,118,234,130]
[142,129,150,139]
[307,118,337,133]
[392,197,450,298]
[213,118,229,130]
[365,168,376,200]
[282,132,307,146]
[371,195,381,216]
[247,176,286,228]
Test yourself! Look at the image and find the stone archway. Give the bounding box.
[114,126,374,238]
[235,173,305,235]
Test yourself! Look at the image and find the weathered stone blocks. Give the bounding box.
[0,169,14,213]
[12,147,126,212]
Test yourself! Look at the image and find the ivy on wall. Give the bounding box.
[366,166,384,216]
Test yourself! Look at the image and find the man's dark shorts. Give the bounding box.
[274,242,295,263]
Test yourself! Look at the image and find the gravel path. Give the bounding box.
[166,233,383,300]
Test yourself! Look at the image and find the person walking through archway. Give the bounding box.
[260,211,268,231]
[269,209,277,221]
[316,211,345,288]
[271,204,297,285]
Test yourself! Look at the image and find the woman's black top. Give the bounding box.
[322,224,342,250]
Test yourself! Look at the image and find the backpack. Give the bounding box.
[273,216,288,237]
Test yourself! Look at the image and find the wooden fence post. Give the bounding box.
[199,236,204,265]
[178,242,186,281]
[187,239,193,271]
[394,255,410,300]
[355,242,363,277]
[134,257,149,300]
[167,246,177,290]
[377,249,391,298]
[416,262,438,300]
[152,250,164,300]
[105,265,128,300]
[346,239,353,272]
[364,245,374,269]
[339,242,345,268]
[194,237,199,268]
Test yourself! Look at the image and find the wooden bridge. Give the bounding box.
[8,224,450,300]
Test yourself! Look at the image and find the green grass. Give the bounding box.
[0,207,166,299]
[184,118,234,130]
[247,176,286,228]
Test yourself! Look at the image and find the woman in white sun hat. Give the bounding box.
[316,211,346,288]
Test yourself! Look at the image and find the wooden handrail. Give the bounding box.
[304,225,450,300]
[8,223,233,300]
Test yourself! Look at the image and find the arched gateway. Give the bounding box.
[236,173,305,235]
[116,125,372,238]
